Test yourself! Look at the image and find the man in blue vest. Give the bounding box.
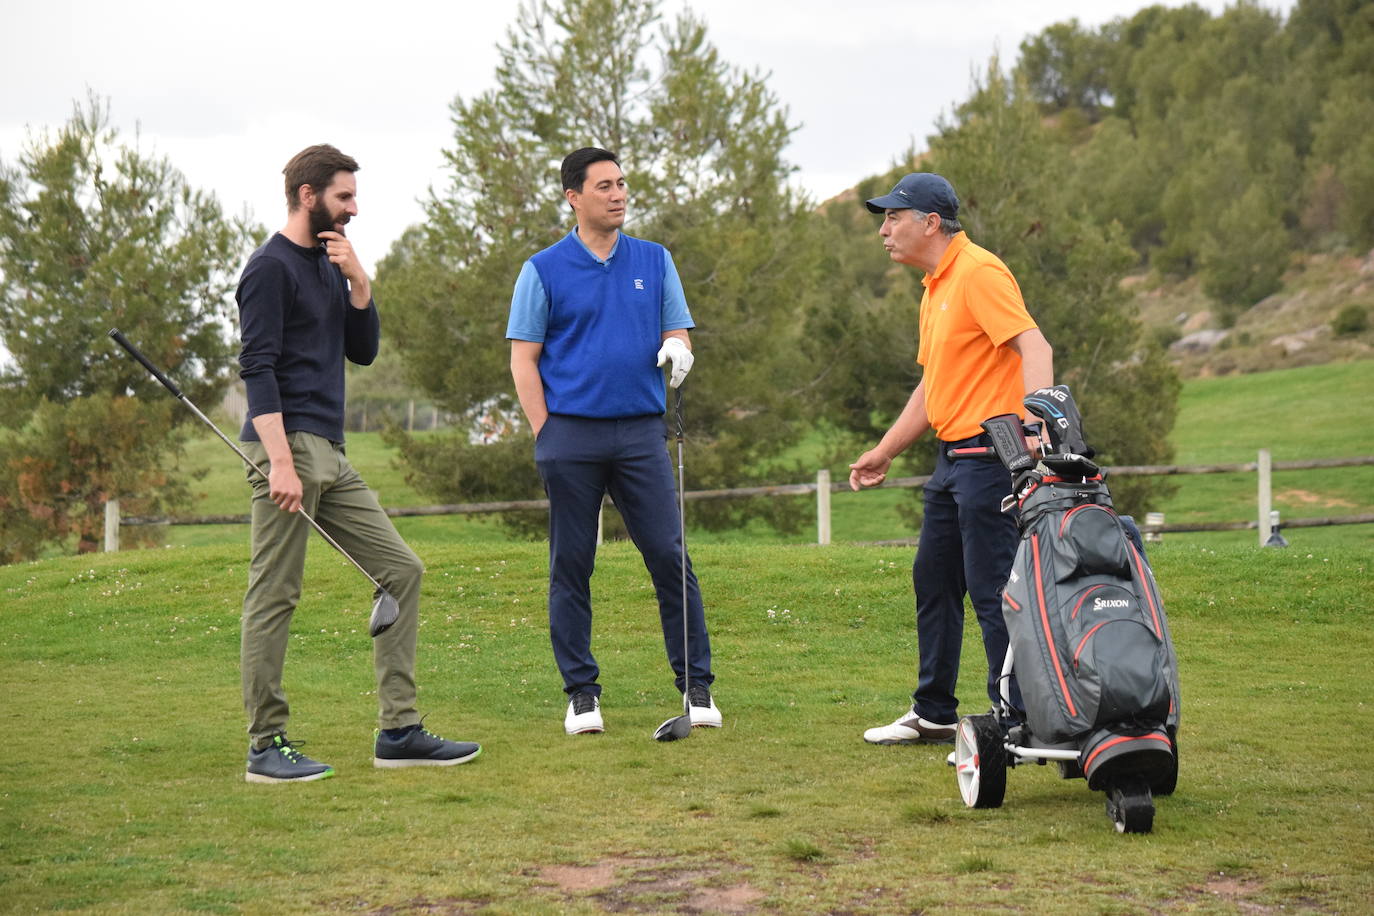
[507,147,720,736]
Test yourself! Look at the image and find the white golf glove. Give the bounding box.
[656,337,694,388]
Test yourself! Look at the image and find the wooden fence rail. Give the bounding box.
[107,452,1374,550]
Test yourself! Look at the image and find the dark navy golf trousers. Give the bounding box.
[535,413,711,697]
[911,434,1022,723]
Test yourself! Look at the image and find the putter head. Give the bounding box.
[369,589,400,638]
[653,713,692,742]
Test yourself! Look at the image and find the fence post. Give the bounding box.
[816,469,831,546]
[104,499,120,552]
[1257,448,1273,547]
[407,399,415,432]
[596,500,604,546]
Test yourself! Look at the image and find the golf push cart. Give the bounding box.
[951,385,1181,834]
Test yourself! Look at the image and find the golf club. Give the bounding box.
[107,328,400,638]
[654,385,693,742]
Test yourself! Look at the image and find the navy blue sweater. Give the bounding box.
[236,233,379,443]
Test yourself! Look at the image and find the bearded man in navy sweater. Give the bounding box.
[236,144,480,782]
[507,147,721,736]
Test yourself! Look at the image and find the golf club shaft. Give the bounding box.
[108,328,386,593]
[183,398,385,591]
[675,386,689,709]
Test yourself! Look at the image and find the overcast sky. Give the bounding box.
[2,0,1290,279]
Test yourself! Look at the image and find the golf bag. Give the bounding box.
[988,386,1180,797]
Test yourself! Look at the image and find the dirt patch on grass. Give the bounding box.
[1277,488,1355,508]
[534,855,765,913]
[539,861,620,891]
[1204,875,1266,903]
[1171,873,1315,914]
[364,897,492,914]
[685,883,766,913]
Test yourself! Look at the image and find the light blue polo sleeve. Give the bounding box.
[506,260,548,342]
[661,250,694,331]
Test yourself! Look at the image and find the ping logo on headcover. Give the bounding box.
[1093,597,1130,611]
[1025,396,1070,428]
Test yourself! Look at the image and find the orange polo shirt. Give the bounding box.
[916,232,1038,441]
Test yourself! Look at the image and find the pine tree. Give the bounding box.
[0,95,259,561]
[376,0,844,535]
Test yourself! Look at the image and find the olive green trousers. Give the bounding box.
[241,432,422,748]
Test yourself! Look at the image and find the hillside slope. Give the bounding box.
[1137,248,1374,378]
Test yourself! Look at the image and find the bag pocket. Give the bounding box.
[1073,616,1171,727]
[1059,504,1131,580]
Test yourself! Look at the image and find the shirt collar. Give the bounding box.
[569,226,621,264]
[922,231,969,287]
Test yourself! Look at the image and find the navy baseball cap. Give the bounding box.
[865,173,960,220]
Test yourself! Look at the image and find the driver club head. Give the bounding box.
[653,713,692,742]
[369,589,400,638]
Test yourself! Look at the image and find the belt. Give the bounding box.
[942,431,995,460]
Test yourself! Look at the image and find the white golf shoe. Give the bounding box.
[862,706,957,745]
[686,684,723,728]
[564,692,604,735]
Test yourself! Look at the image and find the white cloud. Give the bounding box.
[2,0,1294,277]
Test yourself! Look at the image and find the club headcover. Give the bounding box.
[1023,385,1093,458]
[981,413,1036,473]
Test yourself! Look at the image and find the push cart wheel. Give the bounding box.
[1106,777,1154,833]
[954,714,1006,809]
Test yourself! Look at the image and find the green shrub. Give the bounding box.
[1331,304,1369,337]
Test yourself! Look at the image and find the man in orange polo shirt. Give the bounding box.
[849,173,1054,746]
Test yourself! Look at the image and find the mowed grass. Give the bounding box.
[1155,361,1374,542]
[2,539,1372,913]
[158,361,1374,553]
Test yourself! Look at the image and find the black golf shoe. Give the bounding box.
[687,684,723,728]
[246,734,335,783]
[373,722,481,768]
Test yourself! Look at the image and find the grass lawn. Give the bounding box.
[1155,361,1374,535]
[154,361,1374,553]
[2,539,1371,913]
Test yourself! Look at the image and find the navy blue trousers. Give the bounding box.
[534,413,711,697]
[912,435,1022,723]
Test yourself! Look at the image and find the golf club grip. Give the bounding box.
[108,328,183,398]
[673,385,684,441]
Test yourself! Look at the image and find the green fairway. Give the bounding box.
[155,361,1374,552]
[1155,361,1374,539]
[2,540,1371,913]
[13,362,1370,909]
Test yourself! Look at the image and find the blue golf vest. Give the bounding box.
[530,232,669,418]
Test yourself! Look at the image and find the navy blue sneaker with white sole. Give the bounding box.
[374,723,482,768]
[246,734,334,783]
